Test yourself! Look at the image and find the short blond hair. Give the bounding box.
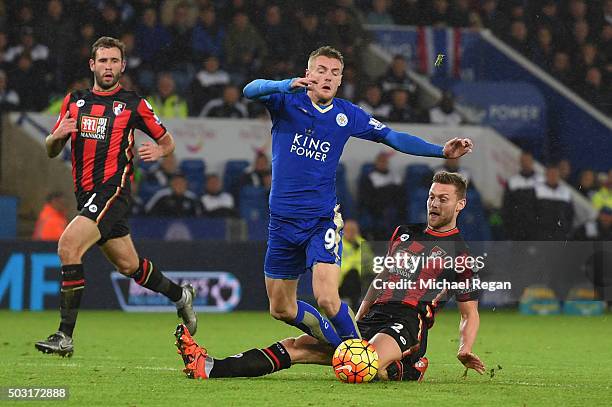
[432,171,468,199]
[307,46,344,70]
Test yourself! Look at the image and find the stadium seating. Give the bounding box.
[239,186,268,222]
[180,159,206,196]
[224,159,250,196]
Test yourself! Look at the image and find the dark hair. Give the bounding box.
[432,171,468,199]
[308,46,344,69]
[91,36,125,60]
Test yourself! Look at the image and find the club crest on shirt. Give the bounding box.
[336,113,348,127]
[113,101,126,116]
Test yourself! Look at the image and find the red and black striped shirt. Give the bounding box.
[52,86,166,192]
[373,224,481,328]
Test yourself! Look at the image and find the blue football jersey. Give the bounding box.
[263,91,391,218]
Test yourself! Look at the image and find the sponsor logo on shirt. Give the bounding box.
[290,133,331,162]
[80,114,110,141]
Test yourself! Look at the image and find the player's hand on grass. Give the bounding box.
[291,77,317,91]
[52,110,77,140]
[457,351,485,374]
[443,137,473,158]
[138,141,164,162]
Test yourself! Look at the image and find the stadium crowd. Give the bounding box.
[1,0,607,242]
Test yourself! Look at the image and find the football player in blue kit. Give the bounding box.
[241,46,473,348]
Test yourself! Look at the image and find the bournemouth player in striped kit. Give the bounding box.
[35,37,197,356]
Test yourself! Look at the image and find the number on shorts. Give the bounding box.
[324,228,336,250]
[391,322,404,334]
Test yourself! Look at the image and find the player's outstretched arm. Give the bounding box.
[242,78,316,100]
[46,110,77,158]
[457,300,485,374]
[381,130,473,159]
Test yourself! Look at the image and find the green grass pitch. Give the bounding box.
[0,310,610,406]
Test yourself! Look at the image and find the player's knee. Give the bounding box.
[114,258,139,276]
[269,305,296,322]
[57,235,81,264]
[316,295,340,317]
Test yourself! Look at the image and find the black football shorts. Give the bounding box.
[75,186,130,245]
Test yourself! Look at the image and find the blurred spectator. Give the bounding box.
[146,174,202,217]
[360,152,404,239]
[327,6,366,65]
[4,27,50,68]
[570,20,591,55]
[575,44,602,82]
[293,13,329,62]
[480,0,509,36]
[435,158,472,184]
[572,206,612,241]
[592,170,612,211]
[551,51,576,87]
[367,0,394,25]
[530,26,555,70]
[202,174,236,217]
[358,83,391,120]
[240,153,271,189]
[390,0,422,26]
[387,89,415,123]
[449,0,471,27]
[120,32,142,75]
[224,12,267,81]
[9,3,36,43]
[32,192,68,241]
[188,55,231,115]
[119,72,137,92]
[505,20,530,56]
[160,0,198,27]
[502,151,541,241]
[0,69,19,111]
[340,219,373,310]
[130,181,145,216]
[337,63,359,101]
[580,67,609,113]
[134,7,171,68]
[428,0,451,27]
[148,73,188,118]
[95,2,125,40]
[429,91,463,125]
[575,169,599,199]
[534,164,574,240]
[165,2,196,71]
[259,5,292,58]
[378,55,416,98]
[11,53,48,111]
[0,30,9,70]
[146,153,178,187]
[37,0,73,89]
[200,85,247,118]
[535,1,565,40]
[566,0,588,25]
[192,6,226,62]
[558,159,572,182]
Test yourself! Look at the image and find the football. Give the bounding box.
[332,339,379,383]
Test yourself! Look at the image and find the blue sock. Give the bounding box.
[290,300,342,347]
[329,302,361,341]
